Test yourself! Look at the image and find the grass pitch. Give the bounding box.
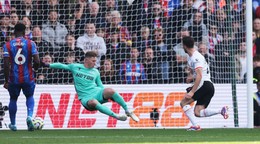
[0,128,260,144]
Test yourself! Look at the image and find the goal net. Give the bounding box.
[0,0,252,129]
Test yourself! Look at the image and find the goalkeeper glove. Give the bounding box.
[40,61,50,67]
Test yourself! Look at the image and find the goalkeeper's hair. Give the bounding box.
[182,36,195,49]
[85,51,98,58]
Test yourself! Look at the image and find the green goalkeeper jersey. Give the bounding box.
[50,63,104,100]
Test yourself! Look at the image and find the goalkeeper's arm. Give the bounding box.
[41,62,71,71]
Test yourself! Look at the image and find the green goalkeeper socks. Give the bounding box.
[112,92,128,111]
[95,103,117,118]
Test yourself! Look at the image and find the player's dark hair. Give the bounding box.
[182,36,194,49]
[85,51,98,58]
[14,23,26,36]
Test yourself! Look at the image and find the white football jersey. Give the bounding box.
[188,50,211,89]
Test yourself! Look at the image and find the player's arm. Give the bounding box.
[3,57,10,85]
[49,63,71,71]
[41,61,71,71]
[96,74,104,88]
[31,41,40,71]
[186,67,202,98]
[33,54,40,71]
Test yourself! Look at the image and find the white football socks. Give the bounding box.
[183,105,198,126]
[199,109,220,117]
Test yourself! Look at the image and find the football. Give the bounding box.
[32,117,44,130]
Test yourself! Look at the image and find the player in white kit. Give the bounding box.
[180,36,228,131]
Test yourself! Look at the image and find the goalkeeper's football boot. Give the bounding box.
[221,106,229,119]
[8,124,17,131]
[116,114,127,121]
[187,125,202,131]
[26,116,34,131]
[126,111,139,122]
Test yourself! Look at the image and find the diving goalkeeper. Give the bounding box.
[41,51,139,122]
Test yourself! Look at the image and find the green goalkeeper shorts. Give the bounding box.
[80,88,108,110]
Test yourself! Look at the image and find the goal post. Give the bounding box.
[246,0,254,128]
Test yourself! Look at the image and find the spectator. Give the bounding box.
[254,81,260,127]
[254,18,260,55]
[65,52,76,64]
[208,24,223,55]
[254,55,260,68]
[0,0,11,14]
[106,10,131,46]
[74,1,88,38]
[254,18,260,37]
[119,48,146,84]
[235,42,247,83]
[15,0,45,26]
[152,27,176,83]
[183,11,208,43]
[16,0,33,17]
[96,28,106,38]
[214,32,232,83]
[42,10,68,50]
[0,14,10,46]
[30,0,46,26]
[231,16,245,51]
[32,25,54,58]
[43,0,63,21]
[84,2,106,29]
[173,28,190,70]
[22,16,32,39]
[65,14,76,36]
[76,22,106,69]
[100,0,127,17]
[134,26,152,60]
[104,10,112,27]
[253,56,260,82]
[9,11,19,32]
[55,34,85,63]
[125,0,153,33]
[100,58,117,84]
[168,0,196,45]
[106,28,129,71]
[253,31,258,56]
[142,47,161,84]
[212,9,229,36]
[144,2,168,31]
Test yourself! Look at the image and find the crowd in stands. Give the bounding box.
[0,0,252,84]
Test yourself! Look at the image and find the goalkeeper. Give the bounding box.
[41,51,139,122]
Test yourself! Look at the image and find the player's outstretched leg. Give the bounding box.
[125,111,139,122]
[95,102,127,121]
[221,106,229,119]
[111,92,139,122]
[26,116,34,131]
[116,114,128,121]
